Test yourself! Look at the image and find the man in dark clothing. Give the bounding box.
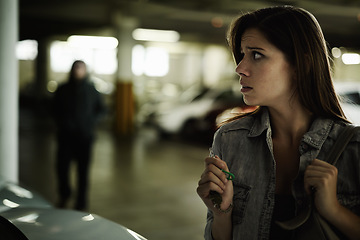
[53,60,106,210]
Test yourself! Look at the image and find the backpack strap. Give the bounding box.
[276,124,359,230]
[325,125,359,166]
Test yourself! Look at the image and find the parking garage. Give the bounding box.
[1,0,360,239]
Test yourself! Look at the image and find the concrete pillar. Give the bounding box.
[0,0,19,182]
[113,15,138,135]
[117,17,137,82]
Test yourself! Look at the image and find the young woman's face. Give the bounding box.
[236,28,295,108]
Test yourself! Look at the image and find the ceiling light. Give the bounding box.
[132,28,180,42]
[67,35,118,49]
[16,40,38,60]
[342,53,360,65]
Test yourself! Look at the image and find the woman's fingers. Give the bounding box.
[304,159,338,188]
[304,159,339,217]
[205,156,227,170]
[197,180,224,198]
[204,156,230,183]
[197,155,234,211]
[198,168,226,191]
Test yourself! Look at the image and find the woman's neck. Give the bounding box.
[268,103,313,144]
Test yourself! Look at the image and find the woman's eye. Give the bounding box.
[253,52,263,60]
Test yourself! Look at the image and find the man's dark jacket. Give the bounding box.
[53,77,106,139]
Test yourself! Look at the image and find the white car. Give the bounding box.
[334,81,360,125]
[0,177,147,240]
[152,87,245,136]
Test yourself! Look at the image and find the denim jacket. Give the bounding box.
[204,107,360,240]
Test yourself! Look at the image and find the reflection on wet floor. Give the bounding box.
[19,108,209,240]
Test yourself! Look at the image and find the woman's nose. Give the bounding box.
[235,61,249,77]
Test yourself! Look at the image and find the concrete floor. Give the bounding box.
[18,106,209,240]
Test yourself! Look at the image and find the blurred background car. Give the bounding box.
[137,84,211,127]
[148,85,247,143]
[334,81,360,125]
[0,177,147,240]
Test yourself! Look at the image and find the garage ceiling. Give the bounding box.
[20,0,360,49]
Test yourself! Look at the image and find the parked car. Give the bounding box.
[334,81,360,125]
[137,85,210,126]
[0,177,147,240]
[151,86,247,141]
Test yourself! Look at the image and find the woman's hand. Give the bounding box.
[197,155,234,215]
[305,159,360,239]
[304,159,341,220]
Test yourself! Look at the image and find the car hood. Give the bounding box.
[0,180,52,213]
[0,207,147,240]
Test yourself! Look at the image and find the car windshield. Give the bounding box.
[340,92,360,105]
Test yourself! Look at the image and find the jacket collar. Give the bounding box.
[247,107,334,150]
[223,107,335,150]
[302,117,334,149]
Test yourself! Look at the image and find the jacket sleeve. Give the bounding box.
[204,209,215,240]
[204,128,223,240]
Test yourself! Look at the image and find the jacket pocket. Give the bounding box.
[232,181,251,224]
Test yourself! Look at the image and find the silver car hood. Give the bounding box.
[0,180,52,212]
[1,207,147,240]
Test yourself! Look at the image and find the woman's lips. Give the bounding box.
[241,86,253,93]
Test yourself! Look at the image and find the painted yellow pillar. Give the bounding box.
[115,82,135,135]
[113,15,138,135]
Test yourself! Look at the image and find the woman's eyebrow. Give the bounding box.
[240,46,265,53]
[246,46,265,51]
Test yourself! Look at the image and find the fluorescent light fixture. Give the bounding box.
[132,45,145,76]
[131,45,169,77]
[67,35,118,49]
[16,40,38,60]
[144,47,169,76]
[132,28,180,42]
[342,53,360,65]
[50,41,76,72]
[50,38,118,74]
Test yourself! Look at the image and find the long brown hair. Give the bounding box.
[224,5,348,125]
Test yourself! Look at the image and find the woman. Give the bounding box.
[196,6,360,240]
